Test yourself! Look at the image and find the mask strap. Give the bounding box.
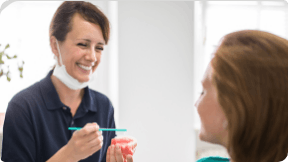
[55,39,63,66]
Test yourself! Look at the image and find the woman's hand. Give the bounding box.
[64,123,103,161]
[106,142,137,162]
[106,144,133,162]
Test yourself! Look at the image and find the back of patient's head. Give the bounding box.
[211,30,288,162]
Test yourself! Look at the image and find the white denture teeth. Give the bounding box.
[77,63,92,71]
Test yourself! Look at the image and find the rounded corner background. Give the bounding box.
[0,0,18,15]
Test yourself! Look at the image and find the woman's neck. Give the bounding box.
[50,75,84,107]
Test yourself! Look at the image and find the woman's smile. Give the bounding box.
[76,63,92,74]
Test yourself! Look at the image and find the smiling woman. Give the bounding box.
[51,13,104,89]
[49,1,109,84]
[1,1,136,162]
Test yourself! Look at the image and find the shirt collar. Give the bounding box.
[82,86,97,112]
[40,70,97,112]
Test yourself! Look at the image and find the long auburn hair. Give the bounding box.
[211,30,288,161]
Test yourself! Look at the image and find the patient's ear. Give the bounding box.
[223,120,228,130]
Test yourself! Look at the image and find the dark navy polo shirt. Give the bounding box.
[1,70,116,162]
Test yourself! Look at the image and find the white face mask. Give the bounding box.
[52,40,95,90]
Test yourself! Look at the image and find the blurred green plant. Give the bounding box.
[0,43,24,82]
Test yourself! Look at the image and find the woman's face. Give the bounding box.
[54,13,105,83]
[194,63,228,146]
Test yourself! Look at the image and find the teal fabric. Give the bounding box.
[197,156,230,162]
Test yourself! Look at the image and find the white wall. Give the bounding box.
[0,1,197,161]
[118,2,195,161]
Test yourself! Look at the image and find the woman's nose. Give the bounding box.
[86,49,97,63]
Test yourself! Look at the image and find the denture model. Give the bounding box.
[111,136,137,161]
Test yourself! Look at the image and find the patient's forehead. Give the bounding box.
[202,64,213,87]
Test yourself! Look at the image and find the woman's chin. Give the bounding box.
[76,77,90,83]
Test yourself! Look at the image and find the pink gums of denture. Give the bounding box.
[111,137,135,161]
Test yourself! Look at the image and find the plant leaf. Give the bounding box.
[5,44,10,49]
[13,55,17,58]
[6,72,11,81]
[6,55,11,59]
[20,71,23,78]
[0,60,4,64]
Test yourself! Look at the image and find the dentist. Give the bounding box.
[1,1,134,162]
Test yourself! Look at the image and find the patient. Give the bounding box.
[195,30,288,162]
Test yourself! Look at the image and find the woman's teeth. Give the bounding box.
[77,64,92,71]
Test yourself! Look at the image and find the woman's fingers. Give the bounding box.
[126,155,133,162]
[90,141,103,155]
[66,122,103,161]
[107,144,133,162]
[109,145,116,162]
[79,123,99,137]
[106,146,111,162]
[115,144,124,162]
[78,123,103,147]
[88,134,103,148]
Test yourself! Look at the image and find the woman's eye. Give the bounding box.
[78,43,87,47]
[96,47,104,51]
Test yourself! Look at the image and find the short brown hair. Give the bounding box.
[49,1,110,44]
[211,30,288,161]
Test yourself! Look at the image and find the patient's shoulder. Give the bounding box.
[197,156,230,162]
